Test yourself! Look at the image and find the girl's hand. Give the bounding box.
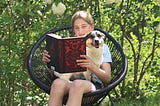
[42,50,51,63]
[76,55,97,71]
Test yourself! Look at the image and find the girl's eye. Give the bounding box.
[74,27,79,30]
[82,26,87,28]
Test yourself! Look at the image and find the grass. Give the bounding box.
[100,93,160,106]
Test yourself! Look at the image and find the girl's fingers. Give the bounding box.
[42,50,50,63]
[77,62,90,66]
[79,55,89,59]
[76,59,88,63]
[43,50,50,58]
[42,57,50,63]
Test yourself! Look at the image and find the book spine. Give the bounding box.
[46,36,59,71]
[58,40,64,73]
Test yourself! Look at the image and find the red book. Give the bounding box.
[46,34,89,73]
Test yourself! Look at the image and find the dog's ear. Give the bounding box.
[102,33,106,41]
[85,32,92,39]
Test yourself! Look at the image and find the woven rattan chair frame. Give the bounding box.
[27,26,128,106]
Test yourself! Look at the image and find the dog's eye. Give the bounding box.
[90,34,95,38]
[97,34,101,38]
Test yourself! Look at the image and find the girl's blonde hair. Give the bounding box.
[71,11,94,27]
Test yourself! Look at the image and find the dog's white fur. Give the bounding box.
[53,30,105,81]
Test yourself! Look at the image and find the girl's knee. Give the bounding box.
[51,78,67,89]
[73,80,83,86]
[70,80,84,91]
[50,78,70,96]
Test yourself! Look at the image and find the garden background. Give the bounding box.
[0,0,160,106]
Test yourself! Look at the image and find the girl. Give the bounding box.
[42,10,112,106]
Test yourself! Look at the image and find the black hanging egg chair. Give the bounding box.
[27,26,128,106]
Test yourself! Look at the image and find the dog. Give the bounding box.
[53,30,105,82]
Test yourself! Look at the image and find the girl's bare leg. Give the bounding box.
[66,80,96,106]
[48,78,71,106]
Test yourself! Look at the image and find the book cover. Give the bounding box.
[46,34,89,73]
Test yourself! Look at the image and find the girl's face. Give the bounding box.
[73,18,94,37]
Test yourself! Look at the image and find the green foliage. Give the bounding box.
[112,93,160,106]
[0,0,159,105]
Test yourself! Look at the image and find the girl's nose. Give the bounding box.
[79,28,86,36]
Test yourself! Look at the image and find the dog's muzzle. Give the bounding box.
[92,40,100,48]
